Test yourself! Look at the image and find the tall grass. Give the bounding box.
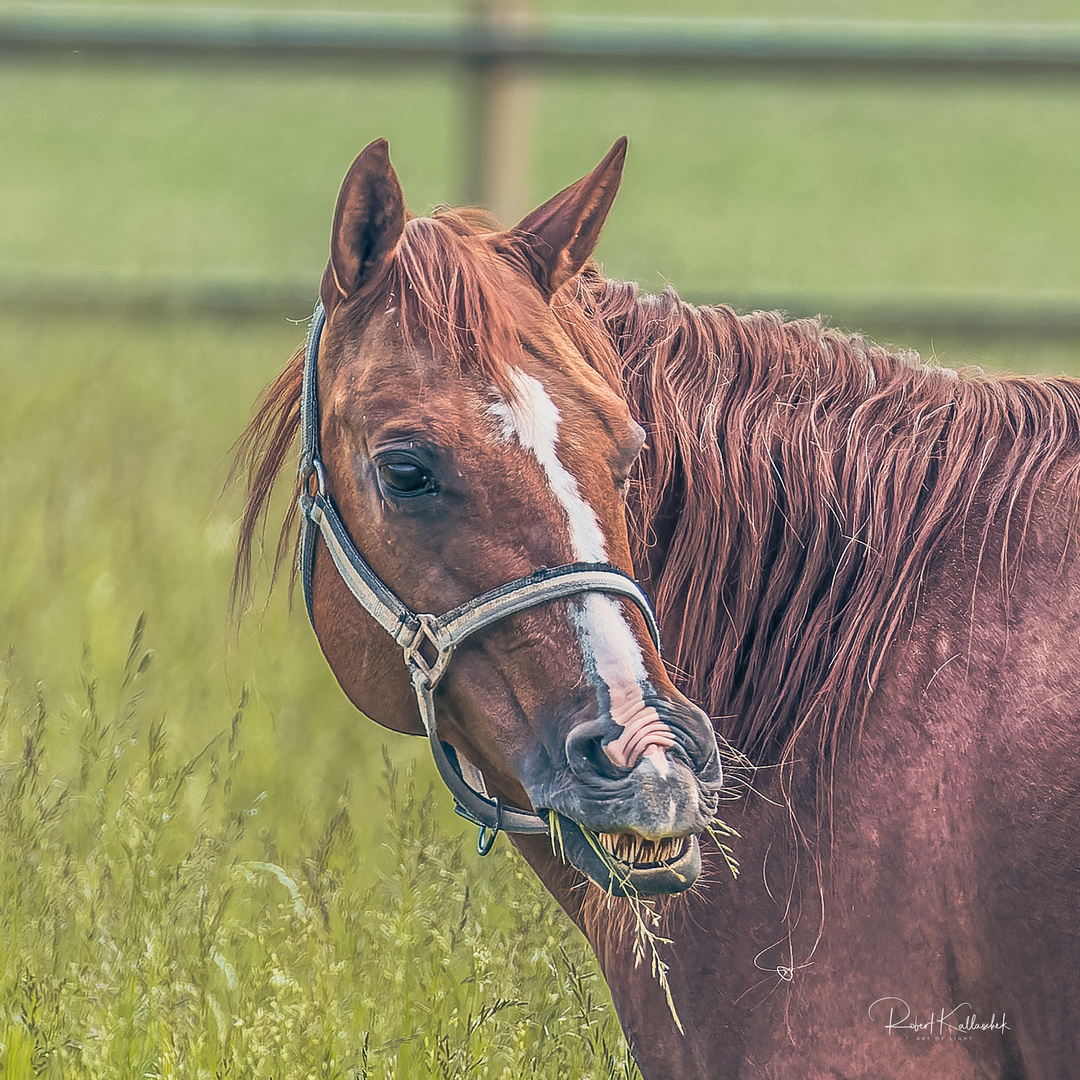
[0,619,639,1079]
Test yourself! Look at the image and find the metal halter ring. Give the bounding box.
[476,798,502,855]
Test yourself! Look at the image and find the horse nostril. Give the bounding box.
[564,719,628,781]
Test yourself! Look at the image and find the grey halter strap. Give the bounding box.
[297,300,662,851]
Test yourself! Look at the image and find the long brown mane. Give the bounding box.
[235,216,1080,779]
[573,270,1080,773]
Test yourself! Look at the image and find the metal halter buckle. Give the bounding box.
[299,458,326,512]
[401,614,452,687]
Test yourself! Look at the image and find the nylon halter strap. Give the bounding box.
[297,300,663,853]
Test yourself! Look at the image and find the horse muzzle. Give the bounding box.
[524,699,723,897]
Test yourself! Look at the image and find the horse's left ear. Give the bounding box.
[506,136,627,301]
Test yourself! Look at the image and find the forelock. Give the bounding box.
[387,212,528,398]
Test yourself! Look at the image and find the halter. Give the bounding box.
[297,300,662,854]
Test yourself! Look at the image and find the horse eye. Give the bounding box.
[378,460,433,495]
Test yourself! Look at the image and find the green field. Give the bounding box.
[3,1,1080,1075]
[0,310,640,1076]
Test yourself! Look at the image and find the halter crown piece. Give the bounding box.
[297,300,663,855]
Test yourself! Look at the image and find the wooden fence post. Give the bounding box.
[463,0,535,226]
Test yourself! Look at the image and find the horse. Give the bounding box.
[235,137,1080,1079]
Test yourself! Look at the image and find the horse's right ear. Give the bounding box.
[320,138,406,320]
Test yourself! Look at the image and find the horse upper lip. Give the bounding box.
[603,710,677,769]
[530,750,720,841]
[562,697,722,784]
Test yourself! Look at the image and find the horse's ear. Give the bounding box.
[321,138,406,319]
[506,137,627,301]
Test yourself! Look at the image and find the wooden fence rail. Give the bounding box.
[6,273,1080,341]
[5,5,1080,76]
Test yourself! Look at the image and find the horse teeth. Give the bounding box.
[598,832,687,867]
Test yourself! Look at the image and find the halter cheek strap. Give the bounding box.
[297,300,663,851]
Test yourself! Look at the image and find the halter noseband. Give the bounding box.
[297,300,662,854]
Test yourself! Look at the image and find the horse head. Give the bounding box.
[292,137,722,896]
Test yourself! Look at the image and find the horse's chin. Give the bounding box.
[550,815,702,898]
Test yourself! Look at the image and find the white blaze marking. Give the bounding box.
[489,368,665,770]
[489,368,606,558]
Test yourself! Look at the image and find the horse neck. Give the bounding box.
[580,274,1074,767]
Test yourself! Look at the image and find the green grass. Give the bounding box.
[0,309,439,846]
[0,624,638,1079]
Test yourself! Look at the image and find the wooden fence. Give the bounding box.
[4,3,1080,334]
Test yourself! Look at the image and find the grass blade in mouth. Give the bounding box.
[704,819,742,880]
[548,807,568,865]
[544,811,743,1034]
[547,811,690,1033]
